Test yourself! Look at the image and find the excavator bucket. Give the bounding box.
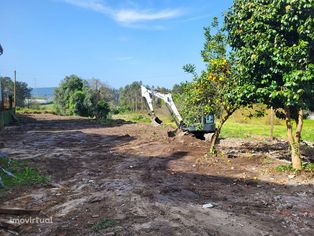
[152,116,163,126]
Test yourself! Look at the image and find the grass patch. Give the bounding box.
[275,162,314,173]
[112,112,151,124]
[112,109,177,128]
[303,162,314,172]
[91,218,117,232]
[112,111,314,142]
[132,114,151,123]
[228,106,285,125]
[99,118,132,127]
[275,164,296,173]
[39,103,55,111]
[221,120,314,142]
[16,108,56,114]
[16,108,45,114]
[16,103,56,114]
[0,156,50,189]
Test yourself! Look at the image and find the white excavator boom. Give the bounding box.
[141,85,183,126]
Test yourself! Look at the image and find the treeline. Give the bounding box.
[118,81,170,113]
[0,76,32,108]
[54,75,112,119]
[54,75,172,118]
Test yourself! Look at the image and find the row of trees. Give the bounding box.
[118,81,170,112]
[54,77,171,118]
[174,0,313,170]
[118,81,144,112]
[54,75,111,119]
[0,76,32,108]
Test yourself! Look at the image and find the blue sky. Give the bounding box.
[0,0,233,89]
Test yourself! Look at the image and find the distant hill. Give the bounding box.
[31,87,56,98]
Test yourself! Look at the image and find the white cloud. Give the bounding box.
[63,0,112,14]
[60,0,182,27]
[114,9,182,24]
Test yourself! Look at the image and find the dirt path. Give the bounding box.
[0,114,313,235]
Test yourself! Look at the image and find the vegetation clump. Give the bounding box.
[276,162,314,173]
[0,154,49,189]
[225,0,314,169]
[91,218,117,233]
[54,75,111,119]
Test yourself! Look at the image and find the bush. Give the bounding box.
[111,105,130,114]
[70,91,89,116]
[94,100,110,120]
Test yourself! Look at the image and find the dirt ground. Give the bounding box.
[0,113,314,236]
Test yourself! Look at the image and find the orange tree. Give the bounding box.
[225,0,314,169]
[182,18,247,153]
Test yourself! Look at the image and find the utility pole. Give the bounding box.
[0,80,3,111]
[13,70,16,108]
[0,44,3,111]
[34,78,37,97]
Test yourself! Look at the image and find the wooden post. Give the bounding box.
[270,106,274,140]
[0,80,3,111]
[13,70,16,108]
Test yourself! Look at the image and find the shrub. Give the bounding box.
[94,100,110,120]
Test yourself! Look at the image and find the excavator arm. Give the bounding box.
[141,86,183,127]
[141,85,215,138]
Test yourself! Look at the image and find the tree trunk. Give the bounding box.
[295,109,303,144]
[209,127,221,154]
[285,108,302,170]
[133,98,135,112]
[208,112,232,154]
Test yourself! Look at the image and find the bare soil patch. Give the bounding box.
[0,113,313,235]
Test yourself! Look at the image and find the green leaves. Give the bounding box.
[0,77,32,107]
[94,100,110,120]
[182,64,197,77]
[179,18,245,127]
[54,75,111,118]
[225,0,314,114]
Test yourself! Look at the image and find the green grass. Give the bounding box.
[303,162,314,171]
[113,110,314,142]
[91,218,117,232]
[112,112,151,124]
[275,164,296,172]
[275,162,314,173]
[39,103,55,111]
[16,103,56,114]
[0,156,50,189]
[220,106,314,141]
[112,109,178,128]
[221,120,314,142]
